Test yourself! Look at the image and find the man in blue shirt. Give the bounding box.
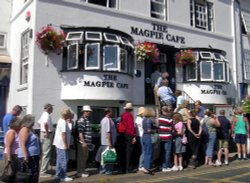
[195,100,206,119]
[2,105,23,134]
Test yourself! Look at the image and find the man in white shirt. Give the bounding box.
[39,103,54,177]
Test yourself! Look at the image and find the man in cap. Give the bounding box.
[120,102,137,173]
[39,103,54,177]
[2,105,23,135]
[76,105,93,178]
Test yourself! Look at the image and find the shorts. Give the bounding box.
[235,134,247,144]
[218,139,229,148]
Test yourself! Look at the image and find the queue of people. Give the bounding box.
[1,99,250,182]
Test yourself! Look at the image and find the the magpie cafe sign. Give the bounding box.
[131,23,185,44]
[79,74,129,89]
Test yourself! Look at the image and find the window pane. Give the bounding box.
[67,44,78,69]
[0,34,4,47]
[186,64,196,80]
[89,0,106,6]
[104,46,118,70]
[66,32,83,41]
[120,48,127,72]
[201,61,212,79]
[151,0,165,20]
[214,62,224,80]
[104,33,119,43]
[86,44,99,68]
[21,61,28,84]
[86,32,102,41]
[151,2,164,13]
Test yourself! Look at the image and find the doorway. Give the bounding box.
[144,46,177,105]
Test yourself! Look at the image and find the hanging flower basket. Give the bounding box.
[134,42,160,62]
[36,25,65,55]
[175,49,195,66]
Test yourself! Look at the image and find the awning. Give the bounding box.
[0,55,12,64]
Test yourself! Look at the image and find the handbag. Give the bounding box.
[16,162,32,182]
[0,161,14,182]
[117,122,126,133]
[101,148,117,165]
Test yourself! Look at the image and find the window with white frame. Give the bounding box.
[85,43,100,70]
[186,64,197,81]
[244,50,250,80]
[190,0,214,31]
[0,33,6,49]
[200,61,213,80]
[103,45,118,71]
[64,29,134,75]
[242,11,250,35]
[120,48,127,73]
[151,0,166,20]
[81,0,117,8]
[214,62,224,81]
[20,30,30,85]
[67,43,79,70]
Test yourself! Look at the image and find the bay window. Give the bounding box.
[63,27,134,75]
[184,50,228,83]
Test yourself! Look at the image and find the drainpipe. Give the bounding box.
[235,0,246,101]
[232,0,244,105]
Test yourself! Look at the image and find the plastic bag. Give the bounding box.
[247,138,250,154]
[101,148,117,165]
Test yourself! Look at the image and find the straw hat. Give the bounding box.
[81,105,92,112]
[137,107,145,116]
[123,102,133,110]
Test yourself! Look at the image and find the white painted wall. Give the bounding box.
[7,0,241,122]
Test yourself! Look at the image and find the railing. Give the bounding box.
[183,90,196,110]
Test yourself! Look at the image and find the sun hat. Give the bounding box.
[137,107,145,116]
[82,105,92,112]
[123,102,133,110]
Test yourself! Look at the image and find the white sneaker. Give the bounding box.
[215,160,222,166]
[81,173,89,178]
[171,166,179,171]
[162,168,172,172]
[178,166,183,171]
[138,167,145,171]
[60,177,73,182]
[224,160,229,165]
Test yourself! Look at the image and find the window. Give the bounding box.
[186,64,197,81]
[190,0,214,31]
[85,43,100,70]
[159,53,167,72]
[200,61,212,80]
[185,51,228,82]
[104,33,119,43]
[242,11,250,35]
[66,32,83,41]
[151,0,166,20]
[214,62,224,81]
[120,48,127,73]
[0,33,6,49]
[64,28,134,75]
[82,0,117,8]
[86,31,102,41]
[67,43,79,70]
[103,45,118,71]
[20,30,30,85]
[244,50,250,80]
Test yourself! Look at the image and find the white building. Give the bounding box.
[6,0,245,123]
[0,0,12,124]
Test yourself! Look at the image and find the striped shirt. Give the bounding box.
[158,115,173,141]
[77,117,92,145]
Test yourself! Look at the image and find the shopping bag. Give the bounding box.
[16,162,32,182]
[0,161,14,182]
[247,138,250,154]
[101,148,117,165]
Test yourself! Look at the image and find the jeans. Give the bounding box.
[161,140,172,168]
[56,148,68,179]
[40,133,52,174]
[206,132,216,158]
[139,136,144,168]
[142,135,152,169]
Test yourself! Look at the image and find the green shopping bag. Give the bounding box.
[101,148,117,165]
